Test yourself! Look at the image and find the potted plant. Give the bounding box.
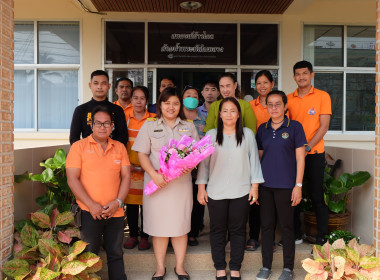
[15,148,74,212]
[302,155,371,239]
[302,238,380,279]
[2,205,102,279]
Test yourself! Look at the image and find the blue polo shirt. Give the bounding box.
[256,116,306,189]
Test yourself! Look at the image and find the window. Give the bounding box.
[304,25,375,132]
[14,22,80,130]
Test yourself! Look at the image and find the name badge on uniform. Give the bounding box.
[179,128,190,132]
[154,129,163,132]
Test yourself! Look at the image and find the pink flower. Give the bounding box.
[178,144,186,151]
[168,148,176,154]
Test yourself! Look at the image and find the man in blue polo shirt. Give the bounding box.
[256,90,306,280]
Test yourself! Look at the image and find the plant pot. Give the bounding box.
[303,211,350,239]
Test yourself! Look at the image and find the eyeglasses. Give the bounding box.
[267,103,283,109]
[182,85,199,94]
[93,121,112,128]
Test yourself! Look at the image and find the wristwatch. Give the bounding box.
[296,183,302,188]
[115,198,124,208]
[305,145,311,152]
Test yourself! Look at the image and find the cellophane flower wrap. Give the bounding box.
[144,134,215,195]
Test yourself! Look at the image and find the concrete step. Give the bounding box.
[100,269,307,280]
[98,230,311,279]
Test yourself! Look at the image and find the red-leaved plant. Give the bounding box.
[2,205,102,279]
[302,238,380,279]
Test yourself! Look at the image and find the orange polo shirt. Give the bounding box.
[66,135,130,217]
[125,110,156,205]
[287,86,332,154]
[113,100,133,121]
[250,97,270,130]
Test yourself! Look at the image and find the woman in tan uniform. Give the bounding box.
[132,87,199,280]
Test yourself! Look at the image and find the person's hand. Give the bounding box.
[152,172,168,188]
[291,186,302,206]
[197,188,208,205]
[88,202,104,220]
[181,167,193,175]
[249,185,259,205]
[101,200,119,219]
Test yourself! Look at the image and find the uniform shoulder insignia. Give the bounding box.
[186,119,193,123]
[147,118,157,121]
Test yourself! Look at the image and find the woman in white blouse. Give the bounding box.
[196,97,264,280]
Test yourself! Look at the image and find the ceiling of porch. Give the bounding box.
[88,0,295,14]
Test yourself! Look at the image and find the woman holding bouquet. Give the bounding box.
[196,97,264,280]
[204,72,257,134]
[132,87,199,280]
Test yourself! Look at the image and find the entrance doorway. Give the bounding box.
[157,68,224,100]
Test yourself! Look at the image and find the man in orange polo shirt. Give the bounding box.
[114,77,134,117]
[287,60,331,246]
[66,105,131,280]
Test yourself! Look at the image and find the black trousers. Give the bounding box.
[126,204,148,238]
[248,203,260,240]
[80,211,127,280]
[189,179,205,238]
[208,194,250,271]
[304,152,328,240]
[260,186,295,270]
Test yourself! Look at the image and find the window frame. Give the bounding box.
[303,24,375,134]
[14,20,81,132]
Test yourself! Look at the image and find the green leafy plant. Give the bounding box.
[301,165,371,214]
[326,230,360,245]
[324,170,371,214]
[302,238,380,280]
[15,148,74,212]
[2,205,102,279]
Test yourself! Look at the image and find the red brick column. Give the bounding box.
[0,0,14,276]
[376,0,380,256]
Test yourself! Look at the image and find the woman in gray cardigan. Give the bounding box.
[196,97,264,280]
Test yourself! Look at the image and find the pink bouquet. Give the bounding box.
[144,134,215,195]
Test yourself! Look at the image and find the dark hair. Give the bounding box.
[293,60,313,74]
[255,70,274,83]
[131,86,149,100]
[115,77,133,88]
[218,72,241,99]
[182,85,200,97]
[216,97,244,147]
[91,70,109,81]
[91,105,114,123]
[159,77,176,86]
[202,80,219,91]
[266,90,288,115]
[156,87,186,120]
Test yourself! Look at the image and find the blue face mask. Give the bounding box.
[183,97,199,110]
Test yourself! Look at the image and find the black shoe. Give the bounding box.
[152,268,166,280]
[216,276,227,280]
[188,237,199,246]
[230,276,241,280]
[315,237,327,246]
[174,267,190,280]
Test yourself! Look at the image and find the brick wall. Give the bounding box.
[376,0,380,256]
[0,0,14,276]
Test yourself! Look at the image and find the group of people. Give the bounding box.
[66,60,332,280]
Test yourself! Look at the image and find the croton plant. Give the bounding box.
[302,238,380,279]
[2,205,102,279]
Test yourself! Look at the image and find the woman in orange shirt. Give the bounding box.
[246,70,275,252]
[124,86,156,251]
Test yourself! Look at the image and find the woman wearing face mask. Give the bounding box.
[204,72,257,135]
[182,85,206,247]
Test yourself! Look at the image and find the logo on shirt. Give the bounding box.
[114,160,121,164]
[282,132,289,139]
[87,113,92,125]
[87,150,94,154]
[308,108,316,115]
